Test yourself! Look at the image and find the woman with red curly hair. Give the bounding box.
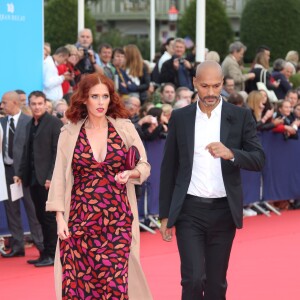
[46,73,152,300]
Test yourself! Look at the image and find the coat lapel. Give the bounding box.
[14,113,25,141]
[185,102,197,167]
[1,117,8,153]
[220,101,233,144]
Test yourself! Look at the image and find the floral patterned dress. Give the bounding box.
[60,121,133,300]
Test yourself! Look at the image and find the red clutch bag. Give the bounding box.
[125,145,140,170]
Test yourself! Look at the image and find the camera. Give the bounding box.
[179,57,185,64]
[56,112,64,119]
[82,48,94,73]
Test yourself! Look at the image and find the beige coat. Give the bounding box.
[46,117,153,300]
[221,54,248,92]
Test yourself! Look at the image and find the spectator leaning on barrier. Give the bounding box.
[222,41,255,92]
[246,91,282,131]
[285,89,298,109]
[273,100,300,140]
[293,103,300,120]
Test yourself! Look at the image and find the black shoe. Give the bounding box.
[1,249,25,258]
[34,256,54,267]
[27,251,44,264]
[27,257,42,264]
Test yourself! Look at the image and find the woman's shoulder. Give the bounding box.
[60,120,84,135]
[108,117,132,126]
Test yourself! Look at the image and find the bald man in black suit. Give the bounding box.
[159,61,265,299]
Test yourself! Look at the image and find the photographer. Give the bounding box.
[160,38,195,90]
[53,99,69,125]
[75,28,103,75]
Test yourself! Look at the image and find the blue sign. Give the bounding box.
[0,0,43,100]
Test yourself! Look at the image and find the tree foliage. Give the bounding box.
[178,0,234,60]
[45,0,96,51]
[95,29,152,61]
[240,0,300,62]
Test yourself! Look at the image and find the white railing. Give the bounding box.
[88,0,192,18]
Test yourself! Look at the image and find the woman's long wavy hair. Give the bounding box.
[124,44,144,78]
[65,73,130,123]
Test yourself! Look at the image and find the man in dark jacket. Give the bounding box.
[159,61,265,299]
[15,91,63,267]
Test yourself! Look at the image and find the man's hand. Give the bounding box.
[13,176,22,185]
[183,59,192,69]
[247,72,256,80]
[160,218,173,242]
[284,125,297,136]
[206,142,234,160]
[272,117,284,126]
[45,180,51,190]
[173,58,180,70]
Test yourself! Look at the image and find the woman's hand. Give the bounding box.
[115,169,140,184]
[56,212,70,240]
[115,170,132,184]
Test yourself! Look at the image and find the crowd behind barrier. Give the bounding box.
[139,130,300,218]
[1,129,299,235]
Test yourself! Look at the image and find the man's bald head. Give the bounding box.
[195,60,223,78]
[1,91,21,115]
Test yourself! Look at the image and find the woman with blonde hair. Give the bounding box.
[247,91,280,131]
[285,50,299,68]
[124,44,150,104]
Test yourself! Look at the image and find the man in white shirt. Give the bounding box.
[43,46,72,101]
[159,61,265,299]
[158,37,175,73]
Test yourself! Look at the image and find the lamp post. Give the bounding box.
[168,4,179,22]
[168,4,179,37]
[78,0,84,32]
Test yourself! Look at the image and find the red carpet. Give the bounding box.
[1,210,300,300]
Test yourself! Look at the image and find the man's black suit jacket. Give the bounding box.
[159,101,265,229]
[17,112,63,187]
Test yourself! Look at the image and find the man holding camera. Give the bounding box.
[75,28,103,75]
[160,38,195,90]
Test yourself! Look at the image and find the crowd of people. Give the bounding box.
[0,27,300,298]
